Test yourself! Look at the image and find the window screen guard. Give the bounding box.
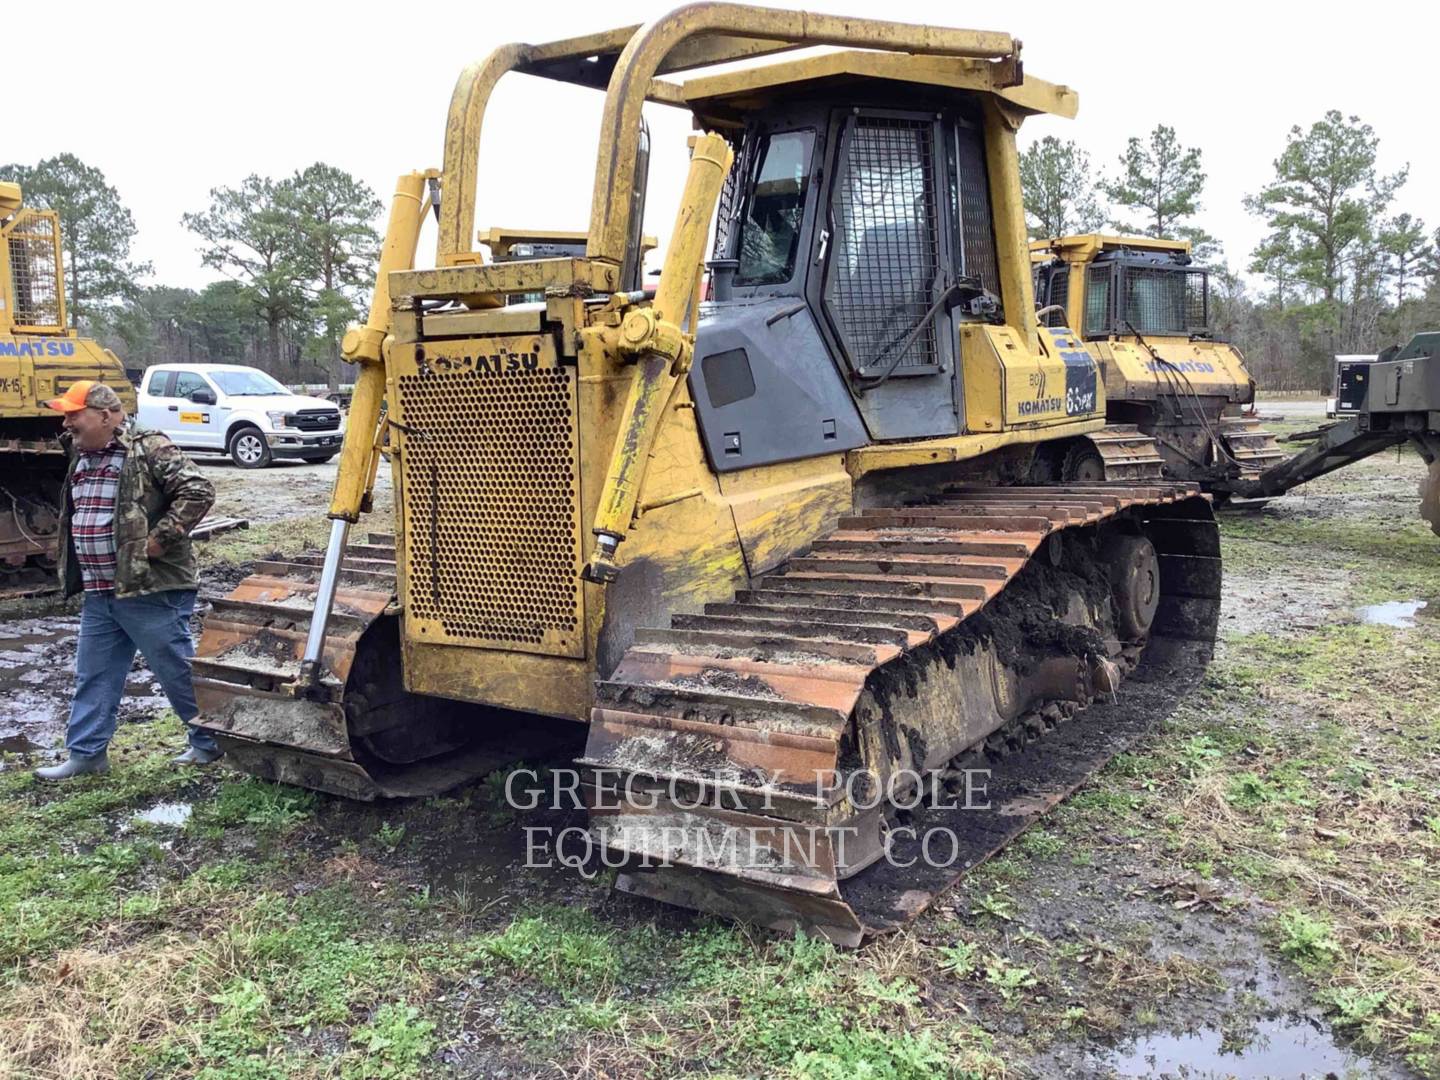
[6,210,64,330]
[1041,265,1069,328]
[1121,267,1208,336]
[823,115,945,379]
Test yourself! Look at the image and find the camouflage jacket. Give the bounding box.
[58,425,215,599]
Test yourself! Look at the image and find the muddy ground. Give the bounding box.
[0,402,1436,1079]
[205,455,394,526]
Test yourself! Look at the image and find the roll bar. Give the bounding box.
[435,3,1020,267]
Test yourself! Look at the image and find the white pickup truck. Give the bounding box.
[136,363,345,468]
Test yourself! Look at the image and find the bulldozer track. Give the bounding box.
[1216,416,1286,472]
[0,572,59,604]
[581,483,1219,944]
[193,532,578,799]
[1081,424,1166,480]
[0,445,65,606]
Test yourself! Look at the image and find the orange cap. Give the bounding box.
[46,380,98,413]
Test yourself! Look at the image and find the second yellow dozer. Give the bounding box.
[193,5,1220,944]
[1030,234,1286,486]
[0,181,136,599]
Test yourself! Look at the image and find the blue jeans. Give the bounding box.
[67,589,218,759]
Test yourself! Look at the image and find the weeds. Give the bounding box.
[1275,910,1344,969]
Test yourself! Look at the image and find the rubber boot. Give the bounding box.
[172,746,225,765]
[35,753,111,781]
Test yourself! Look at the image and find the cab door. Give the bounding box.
[159,370,223,449]
[811,108,959,440]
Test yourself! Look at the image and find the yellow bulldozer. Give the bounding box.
[192,5,1224,944]
[1032,234,1440,530]
[1029,233,1285,486]
[0,181,136,598]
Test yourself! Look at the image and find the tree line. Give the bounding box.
[0,155,380,387]
[1020,110,1438,390]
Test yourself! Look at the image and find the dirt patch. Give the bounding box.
[200,457,393,526]
[1219,559,1356,637]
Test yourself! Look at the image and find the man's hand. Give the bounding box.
[146,536,164,559]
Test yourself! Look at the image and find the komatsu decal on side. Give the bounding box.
[0,339,76,357]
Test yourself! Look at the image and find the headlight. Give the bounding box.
[266,411,292,429]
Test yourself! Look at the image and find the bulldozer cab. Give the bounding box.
[707,92,1000,440]
[411,13,1080,461]
[1031,234,1211,341]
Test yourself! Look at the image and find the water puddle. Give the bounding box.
[134,802,193,828]
[1357,599,1430,627]
[0,614,170,748]
[1107,1014,1379,1078]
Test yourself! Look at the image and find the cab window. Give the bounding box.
[1084,266,1112,337]
[735,130,815,286]
[173,371,210,399]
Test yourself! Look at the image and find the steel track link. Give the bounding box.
[581,483,1220,944]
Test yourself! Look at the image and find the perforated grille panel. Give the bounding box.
[7,210,64,329]
[824,116,941,378]
[396,341,584,657]
[954,124,1000,297]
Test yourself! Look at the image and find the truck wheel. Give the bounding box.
[228,427,272,469]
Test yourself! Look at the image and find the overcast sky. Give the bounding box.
[16,0,1438,293]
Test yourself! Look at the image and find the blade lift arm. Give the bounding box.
[295,170,437,691]
[584,132,734,583]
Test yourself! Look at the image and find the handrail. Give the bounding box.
[436,45,529,264]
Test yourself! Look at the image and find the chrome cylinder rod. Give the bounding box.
[299,518,352,683]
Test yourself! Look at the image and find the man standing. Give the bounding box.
[35,380,220,780]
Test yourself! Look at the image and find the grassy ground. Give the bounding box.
[1,442,1436,1079]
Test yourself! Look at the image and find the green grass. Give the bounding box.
[197,516,330,570]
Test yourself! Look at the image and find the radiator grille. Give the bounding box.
[292,408,341,432]
[824,116,941,377]
[397,359,583,656]
[6,210,64,330]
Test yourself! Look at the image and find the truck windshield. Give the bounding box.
[735,130,814,286]
[1120,267,1208,336]
[210,370,290,396]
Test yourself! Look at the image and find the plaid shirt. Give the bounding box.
[69,436,127,592]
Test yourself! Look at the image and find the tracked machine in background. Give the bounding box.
[1030,234,1285,488]
[1223,332,1440,533]
[0,181,136,599]
[193,6,1222,943]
